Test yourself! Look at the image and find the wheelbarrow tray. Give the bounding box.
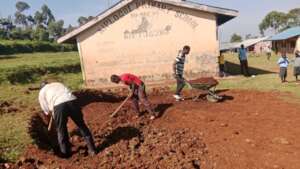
[187,78,222,102]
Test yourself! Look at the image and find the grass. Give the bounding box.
[0,52,82,162]
[0,51,299,162]
[218,52,300,99]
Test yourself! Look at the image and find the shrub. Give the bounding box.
[0,40,77,55]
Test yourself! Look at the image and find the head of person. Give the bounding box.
[182,45,191,55]
[40,81,48,89]
[281,50,287,58]
[241,44,245,49]
[111,75,121,84]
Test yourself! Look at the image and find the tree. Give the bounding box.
[41,4,55,26]
[78,16,88,26]
[77,16,94,26]
[48,20,64,40]
[34,11,45,28]
[288,8,300,26]
[32,27,49,41]
[259,11,289,35]
[14,12,28,27]
[65,24,76,33]
[230,33,242,43]
[16,1,30,13]
[14,1,30,27]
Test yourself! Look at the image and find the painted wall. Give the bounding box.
[77,1,219,87]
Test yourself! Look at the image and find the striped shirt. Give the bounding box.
[174,50,186,76]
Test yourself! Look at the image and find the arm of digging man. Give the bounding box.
[38,91,51,116]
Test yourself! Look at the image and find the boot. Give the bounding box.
[84,136,97,156]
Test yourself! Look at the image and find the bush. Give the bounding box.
[0,40,77,55]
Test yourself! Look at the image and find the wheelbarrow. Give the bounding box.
[185,77,223,102]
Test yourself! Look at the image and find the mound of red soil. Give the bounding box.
[8,89,300,169]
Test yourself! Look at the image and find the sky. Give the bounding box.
[0,0,300,42]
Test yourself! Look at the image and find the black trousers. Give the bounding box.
[53,100,94,155]
[240,60,250,76]
[175,75,185,95]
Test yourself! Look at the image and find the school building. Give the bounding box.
[58,0,238,88]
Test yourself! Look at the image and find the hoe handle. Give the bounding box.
[48,116,53,131]
[110,95,131,118]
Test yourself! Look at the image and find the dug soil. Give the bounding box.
[3,89,300,169]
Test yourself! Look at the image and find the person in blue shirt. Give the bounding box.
[277,51,289,83]
[238,44,250,77]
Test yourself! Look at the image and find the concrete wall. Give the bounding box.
[77,1,219,87]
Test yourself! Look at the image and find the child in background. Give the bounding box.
[218,52,226,77]
[277,51,289,83]
[293,50,300,81]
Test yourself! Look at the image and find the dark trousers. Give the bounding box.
[132,83,153,115]
[53,100,95,156]
[279,67,287,82]
[175,75,185,95]
[240,60,250,76]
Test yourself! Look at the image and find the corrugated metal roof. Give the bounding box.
[268,26,300,41]
[220,37,268,51]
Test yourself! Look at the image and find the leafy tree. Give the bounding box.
[259,9,300,35]
[34,11,45,28]
[77,16,94,25]
[230,33,243,43]
[16,1,30,13]
[48,20,64,40]
[41,4,55,26]
[27,15,35,26]
[288,8,300,26]
[65,24,76,33]
[78,16,88,26]
[32,27,49,41]
[14,12,28,27]
[14,1,30,27]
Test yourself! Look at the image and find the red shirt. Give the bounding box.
[120,73,143,86]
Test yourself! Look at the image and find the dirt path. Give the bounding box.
[3,89,300,169]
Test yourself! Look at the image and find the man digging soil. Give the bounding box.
[38,81,97,158]
[111,73,159,120]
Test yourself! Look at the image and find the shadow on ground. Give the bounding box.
[98,126,141,151]
[225,61,275,76]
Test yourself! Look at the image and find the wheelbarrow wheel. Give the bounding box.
[206,94,219,103]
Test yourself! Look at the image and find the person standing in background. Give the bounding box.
[218,52,226,77]
[238,44,250,77]
[277,51,289,83]
[293,50,300,81]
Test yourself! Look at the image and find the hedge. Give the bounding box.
[0,40,77,55]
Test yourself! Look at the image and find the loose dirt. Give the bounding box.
[2,89,300,169]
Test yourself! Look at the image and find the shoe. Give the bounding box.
[150,115,156,120]
[173,95,184,101]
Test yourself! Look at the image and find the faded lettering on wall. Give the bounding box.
[97,0,199,34]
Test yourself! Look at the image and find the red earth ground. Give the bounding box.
[2,88,300,169]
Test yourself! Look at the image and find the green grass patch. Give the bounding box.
[0,52,82,162]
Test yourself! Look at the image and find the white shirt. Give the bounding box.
[39,82,76,116]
